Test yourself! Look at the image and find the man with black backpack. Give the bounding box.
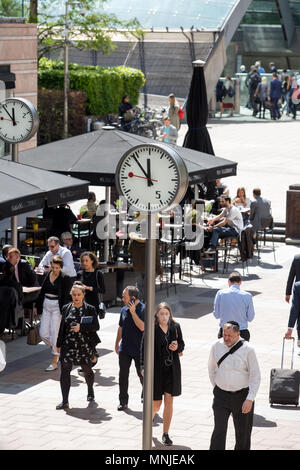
[248,69,261,116]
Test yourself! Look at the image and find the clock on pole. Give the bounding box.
[0,97,39,144]
[115,143,188,213]
[115,143,188,450]
[0,97,39,246]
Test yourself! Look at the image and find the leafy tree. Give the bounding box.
[33,0,142,60]
[0,0,21,16]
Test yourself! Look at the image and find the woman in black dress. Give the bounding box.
[76,252,105,318]
[56,282,100,409]
[141,302,185,446]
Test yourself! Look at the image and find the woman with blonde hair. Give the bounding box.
[141,302,184,446]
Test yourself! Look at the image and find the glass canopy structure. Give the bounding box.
[102,0,239,30]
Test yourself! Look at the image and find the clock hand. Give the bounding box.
[12,108,17,126]
[128,172,158,182]
[133,155,153,186]
[2,105,14,122]
[147,158,151,187]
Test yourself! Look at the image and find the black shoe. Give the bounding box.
[87,394,95,402]
[117,404,128,411]
[162,433,173,446]
[56,402,69,410]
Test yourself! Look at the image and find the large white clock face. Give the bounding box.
[0,98,38,143]
[116,144,187,213]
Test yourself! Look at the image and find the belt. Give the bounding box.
[45,295,59,300]
[215,385,249,395]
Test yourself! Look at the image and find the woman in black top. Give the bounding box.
[76,251,105,318]
[141,302,184,446]
[36,256,71,372]
[56,282,100,409]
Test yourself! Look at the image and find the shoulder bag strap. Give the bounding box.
[217,340,244,368]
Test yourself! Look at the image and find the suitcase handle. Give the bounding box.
[281,337,295,369]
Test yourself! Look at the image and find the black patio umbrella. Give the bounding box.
[183,61,215,156]
[11,129,236,187]
[0,159,89,220]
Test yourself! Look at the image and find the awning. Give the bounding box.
[11,129,237,186]
[0,159,89,219]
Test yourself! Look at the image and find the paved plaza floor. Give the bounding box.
[1,117,300,451]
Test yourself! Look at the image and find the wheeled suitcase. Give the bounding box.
[269,337,300,406]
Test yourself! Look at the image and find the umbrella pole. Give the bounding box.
[104,186,111,262]
[11,143,19,247]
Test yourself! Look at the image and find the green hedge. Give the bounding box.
[38,58,145,117]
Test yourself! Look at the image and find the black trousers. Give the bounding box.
[210,386,254,450]
[119,351,143,405]
[218,328,250,342]
[60,361,94,403]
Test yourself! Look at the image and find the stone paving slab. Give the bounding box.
[0,240,300,451]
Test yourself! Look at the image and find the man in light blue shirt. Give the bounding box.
[213,271,255,341]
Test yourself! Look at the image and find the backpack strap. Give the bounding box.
[217,340,244,367]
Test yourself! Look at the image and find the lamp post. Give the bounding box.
[64,1,82,139]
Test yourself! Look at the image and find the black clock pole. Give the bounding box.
[142,212,156,450]
[11,143,19,246]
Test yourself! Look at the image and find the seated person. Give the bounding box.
[216,179,229,197]
[0,244,12,268]
[39,236,76,280]
[61,231,82,262]
[233,187,250,209]
[205,196,243,253]
[249,188,272,236]
[160,116,178,144]
[233,187,251,225]
[119,95,135,130]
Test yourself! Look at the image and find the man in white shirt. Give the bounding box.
[208,321,261,450]
[39,236,76,279]
[205,196,244,254]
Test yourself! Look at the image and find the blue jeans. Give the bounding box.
[209,226,239,249]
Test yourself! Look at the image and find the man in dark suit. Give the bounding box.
[285,281,300,348]
[285,254,300,303]
[269,72,282,120]
[6,248,37,288]
[249,188,272,236]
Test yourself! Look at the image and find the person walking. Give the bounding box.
[213,271,255,341]
[115,286,145,411]
[208,321,261,450]
[285,280,300,348]
[254,76,268,119]
[167,93,180,130]
[36,256,72,371]
[76,251,105,318]
[141,302,184,446]
[56,282,100,409]
[285,254,300,304]
[269,72,282,120]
